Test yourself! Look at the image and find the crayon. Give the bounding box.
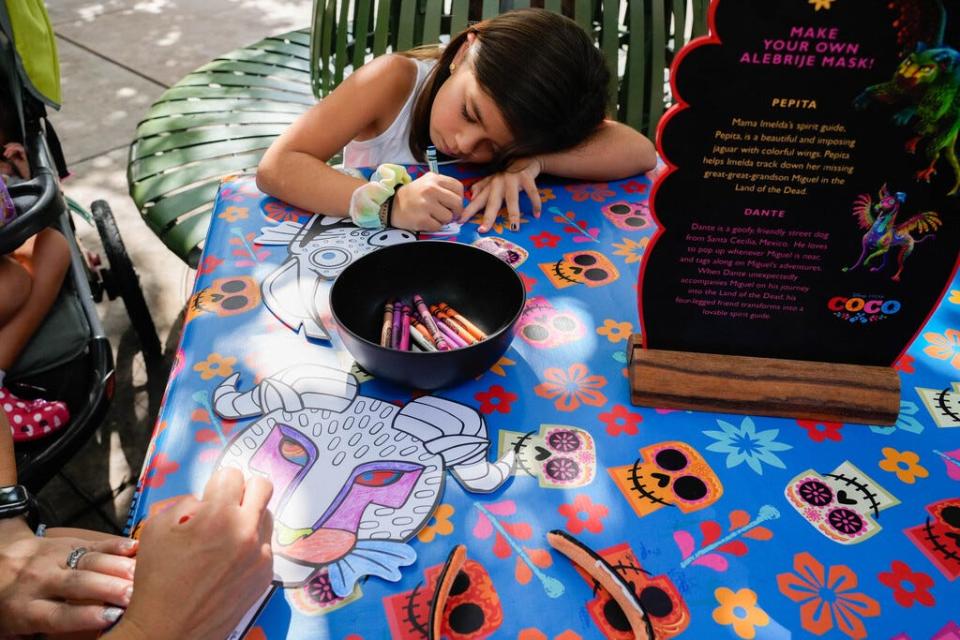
[391,299,403,349]
[413,294,450,351]
[399,304,411,351]
[437,319,468,348]
[409,323,438,352]
[409,315,439,348]
[380,299,394,347]
[438,315,478,345]
[438,303,487,340]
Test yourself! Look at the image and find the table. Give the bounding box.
[128,166,960,639]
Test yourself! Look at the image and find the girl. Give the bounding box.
[257,8,656,234]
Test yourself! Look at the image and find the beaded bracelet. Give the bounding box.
[349,164,412,229]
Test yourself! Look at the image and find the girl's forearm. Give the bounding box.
[537,120,656,180]
[256,151,366,217]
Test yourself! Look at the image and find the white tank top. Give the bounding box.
[343,58,436,168]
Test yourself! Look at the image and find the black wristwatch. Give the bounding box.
[0,484,40,531]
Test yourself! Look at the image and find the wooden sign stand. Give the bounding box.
[627,336,900,425]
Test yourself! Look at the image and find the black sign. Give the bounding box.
[641,0,960,366]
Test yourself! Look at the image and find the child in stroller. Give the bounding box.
[1,105,72,441]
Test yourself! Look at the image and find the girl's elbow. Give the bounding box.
[256,156,279,195]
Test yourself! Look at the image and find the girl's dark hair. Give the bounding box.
[408,8,610,168]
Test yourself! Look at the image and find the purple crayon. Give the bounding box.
[391,299,403,349]
[413,293,450,351]
[437,318,468,348]
[399,304,411,351]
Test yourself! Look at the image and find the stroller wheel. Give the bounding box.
[91,199,162,361]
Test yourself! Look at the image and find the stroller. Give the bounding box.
[0,1,160,492]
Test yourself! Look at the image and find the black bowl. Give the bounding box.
[330,240,525,389]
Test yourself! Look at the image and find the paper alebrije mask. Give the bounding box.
[214,364,514,597]
[608,441,723,518]
[497,424,596,489]
[784,461,898,544]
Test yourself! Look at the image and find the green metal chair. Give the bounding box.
[127,0,708,266]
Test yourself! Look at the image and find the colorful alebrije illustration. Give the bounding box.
[854,0,960,193]
[497,424,597,489]
[784,461,899,544]
[608,441,724,518]
[842,184,941,281]
[570,542,689,639]
[213,365,514,599]
[383,559,504,639]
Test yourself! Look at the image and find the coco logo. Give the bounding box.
[828,295,902,324]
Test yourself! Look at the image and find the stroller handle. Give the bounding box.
[0,129,66,255]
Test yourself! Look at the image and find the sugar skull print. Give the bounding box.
[185,276,261,324]
[784,461,899,544]
[497,424,596,489]
[602,200,650,231]
[608,441,723,518]
[515,297,586,349]
[906,497,960,580]
[540,250,620,289]
[256,215,415,340]
[214,365,514,597]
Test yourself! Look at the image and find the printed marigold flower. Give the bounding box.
[777,551,880,639]
[557,494,609,534]
[599,404,642,436]
[538,188,557,203]
[712,587,770,639]
[797,419,843,442]
[622,179,649,193]
[530,231,561,248]
[611,237,648,264]
[416,504,455,543]
[596,319,634,343]
[893,353,916,374]
[193,353,237,380]
[923,329,960,369]
[878,447,929,484]
[474,384,518,414]
[197,255,224,275]
[534,364,607,412]
[218,205,249,222]
[878,560,935,608]
[949,289,960,304]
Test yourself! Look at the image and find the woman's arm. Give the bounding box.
[256,55,419,216]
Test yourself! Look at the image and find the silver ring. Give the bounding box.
[66,547,89,570]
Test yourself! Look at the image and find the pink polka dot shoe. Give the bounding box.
[1,387,70,443]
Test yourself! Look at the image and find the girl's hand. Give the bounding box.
[461,158,543,233]
[3,143,29,180]
[0,520,137,636]
[391,172,464,231]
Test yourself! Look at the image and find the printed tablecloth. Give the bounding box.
[128,166,960,640]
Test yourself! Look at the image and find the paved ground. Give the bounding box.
[33,0,313,531]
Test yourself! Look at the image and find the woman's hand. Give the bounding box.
[391,172,464,231]
[109,468,274,640]
[0,519,137,636]
[461,158,543,233]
